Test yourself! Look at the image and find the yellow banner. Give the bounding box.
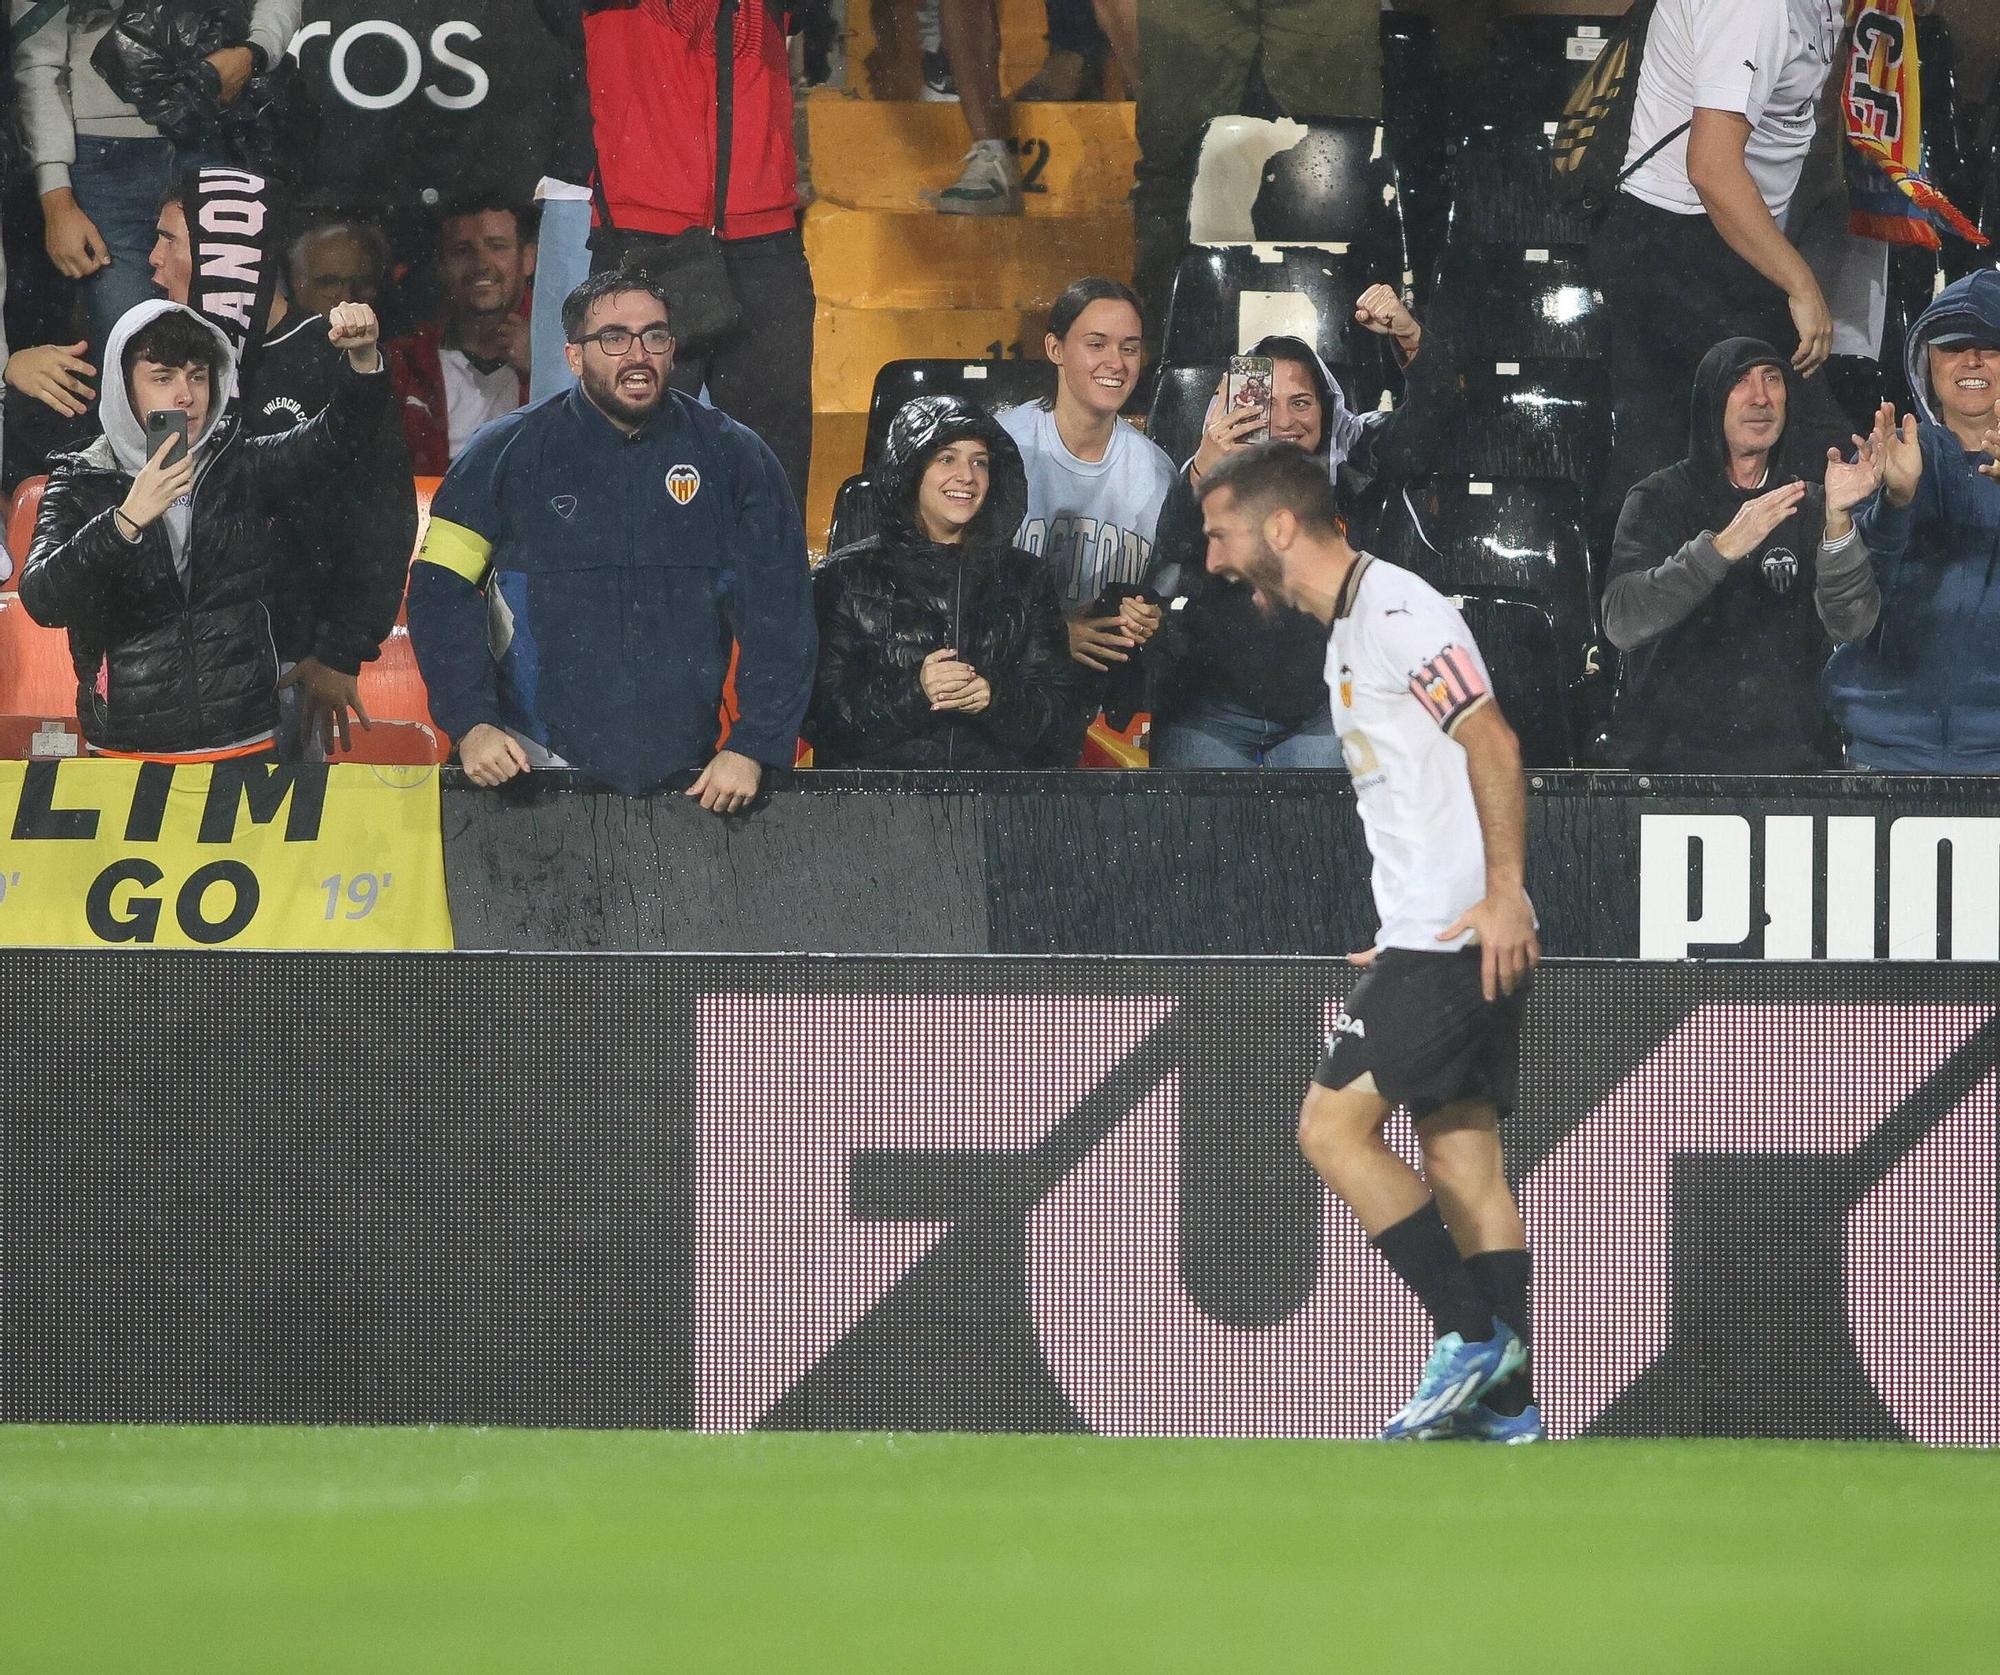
[0,761,453,950]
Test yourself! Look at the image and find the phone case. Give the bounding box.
[1226,356,1274,445]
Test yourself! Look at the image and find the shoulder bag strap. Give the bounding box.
[713,0,736,234]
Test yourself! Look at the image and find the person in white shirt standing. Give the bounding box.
[1198,441,1545,1444]
[1593,0,1847,521]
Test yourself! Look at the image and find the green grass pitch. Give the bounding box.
[4,1425,1997,1673]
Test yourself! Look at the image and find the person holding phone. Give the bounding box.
[1141,284,1458,768]
[20,297,390,760]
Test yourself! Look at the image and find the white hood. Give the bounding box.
[99,299,240,475]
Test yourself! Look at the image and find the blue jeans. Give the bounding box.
[70,136,179,354]
[529,196,592,403]
[1151,698,1347,768]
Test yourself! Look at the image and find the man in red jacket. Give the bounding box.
[387,200,535,476]
[578,0,815,509]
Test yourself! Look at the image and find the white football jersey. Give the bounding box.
[1326,555,1527,953]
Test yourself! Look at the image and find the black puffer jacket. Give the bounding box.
[22,301,390,754]
[809,397,1084,768]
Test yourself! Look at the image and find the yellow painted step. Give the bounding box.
[808,93,1135,217]
[805,201,1133,311]
[807,410,868,556]
[814,302,1046,412]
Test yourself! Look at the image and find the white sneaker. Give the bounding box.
[933,142,1022,216]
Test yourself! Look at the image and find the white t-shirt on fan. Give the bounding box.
[1620,0,1841,222]
[998,403,1178,611]
[1326,555,1533,954]
[441,346,525,462]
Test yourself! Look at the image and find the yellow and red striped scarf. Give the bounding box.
[1843,0,1987,248]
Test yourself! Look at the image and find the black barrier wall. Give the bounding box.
[439,770,2000,960]
[3,952,1994,1442]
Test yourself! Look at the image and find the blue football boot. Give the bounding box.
[1380,1320,1528,1441]
[1453,1400,1546,1444]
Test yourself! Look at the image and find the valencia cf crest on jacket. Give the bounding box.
[666,465,702,505]
[1761,547,1798,594]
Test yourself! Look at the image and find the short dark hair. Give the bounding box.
[1197,440,1345,536]
[436,197,535,248]
[1047,275,1143,341]
[561,265,675,341]
[123,310,226,392]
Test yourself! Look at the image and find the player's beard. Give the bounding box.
[581,357,667,428]
[1241,538,1292,617]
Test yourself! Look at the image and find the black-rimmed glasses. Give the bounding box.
[573,324,673,355]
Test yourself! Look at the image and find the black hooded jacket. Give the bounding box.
[809,397,1084,769]
[1602,337,1878,773]
[22,303,391,755]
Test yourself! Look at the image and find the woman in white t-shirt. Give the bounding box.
[999,278,1179,687]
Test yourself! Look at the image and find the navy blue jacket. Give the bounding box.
[407,385,815,795]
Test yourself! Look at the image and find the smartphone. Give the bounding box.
[1225,355,1274,444]
[146,409,190,468]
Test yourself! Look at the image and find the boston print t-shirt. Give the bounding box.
[999,403,1179,610]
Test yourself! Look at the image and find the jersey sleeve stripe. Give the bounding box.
[414,516,494,587]
[1409,644,1490,729]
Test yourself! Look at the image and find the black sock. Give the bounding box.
[1372,1200,1494,1345]
[1465,1248,1534,1416]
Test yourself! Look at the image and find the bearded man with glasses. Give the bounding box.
[407,266,816,811]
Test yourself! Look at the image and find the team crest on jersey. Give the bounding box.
[666,464,702,505]
[1338,664,1354,709]
[1761,548,1798,594]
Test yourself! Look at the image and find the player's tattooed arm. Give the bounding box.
[1439,701,1541,1001]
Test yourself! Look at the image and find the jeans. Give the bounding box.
[1151,698,1347,768]
[529,197,592,403]
[70,136,179,355]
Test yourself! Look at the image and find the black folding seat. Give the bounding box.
[1434,358,1611,498]
[1484,15,1627,131]
[1445,123,1597,250]
[1426,243,1605,362]
[1369,477,1598,660]
[1146,360,1225,470]
[863,358,1057,472]
[825,474,878,556]
[1450,596,1579,768]
[1159,244,1384,406]
[1188,116,1407,284]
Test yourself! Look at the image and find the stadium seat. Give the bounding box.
[1486,15,1628,130]
[1426,243,1605,362]
[1146,361,1225,470]
[0,591,78,720]
[1445,123,1596,249]
[1450,595,1579,768]
[863,359,1057,473]
[826,474,879,555]
[1369,477,1599,662]
[1430,359,1611,497]
[352,624,447,763]
[1159,244,1384,405]
[1188,117,1406,278]
[6,475,48,574]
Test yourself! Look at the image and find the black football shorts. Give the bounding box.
[1313,946,1530,1118]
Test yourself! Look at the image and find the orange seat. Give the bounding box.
[6,476,48,573]
[0,591,79,720]
[1082,713,1151,769]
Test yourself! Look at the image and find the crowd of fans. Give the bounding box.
[2,1,2000,797]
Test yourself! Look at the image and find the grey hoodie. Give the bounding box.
[94,297,240,578]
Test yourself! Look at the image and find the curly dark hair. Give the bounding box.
[561,264,675,341]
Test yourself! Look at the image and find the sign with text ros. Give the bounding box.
[0,761,452,950]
